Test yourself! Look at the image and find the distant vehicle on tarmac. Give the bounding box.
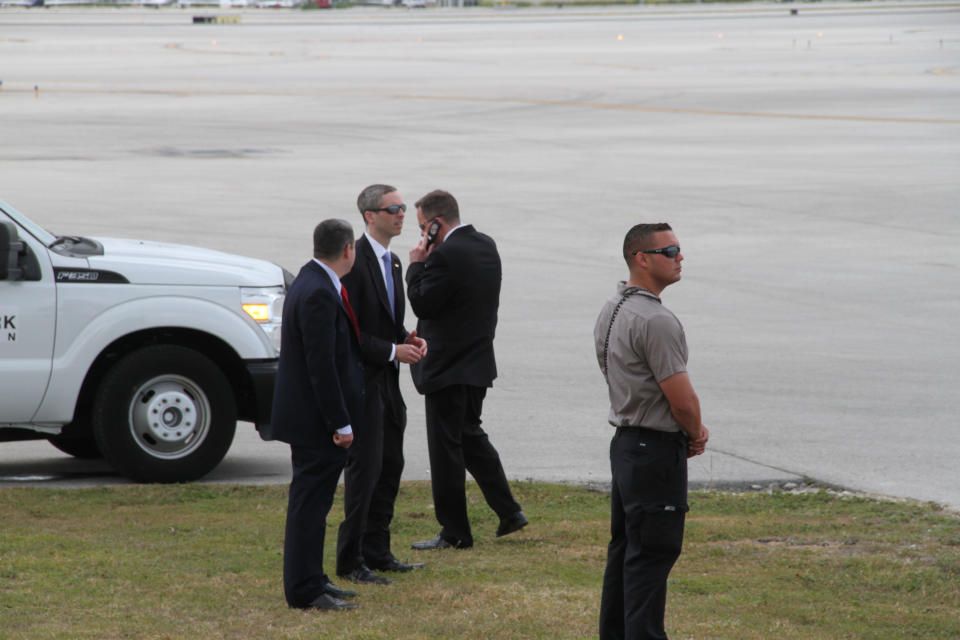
[0,198,287,483]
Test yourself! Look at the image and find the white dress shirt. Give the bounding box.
[364,232,398,363]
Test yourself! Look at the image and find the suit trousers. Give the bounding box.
[424,384,520,546]
[337,367,406,573]
[363,366,407,566]
[284,443,347,608]
[599,428,688,640]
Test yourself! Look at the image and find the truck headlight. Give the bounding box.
[241,286,284,354]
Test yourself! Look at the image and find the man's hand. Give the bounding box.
[333,432,353,449]
[405,329,428,357]
[687,425,709,458]
[409,237,434,264]
[396,343,423,364]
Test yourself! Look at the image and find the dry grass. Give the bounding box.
[0,482,957,639]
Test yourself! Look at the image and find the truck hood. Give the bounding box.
[85,237,284,287]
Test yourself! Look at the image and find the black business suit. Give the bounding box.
[406,225,520,547]
[271,260,364,608]
[336,234,410,574]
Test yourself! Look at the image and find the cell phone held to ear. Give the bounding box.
[424,220,440,247]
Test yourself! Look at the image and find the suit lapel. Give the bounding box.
[359,235,395,320]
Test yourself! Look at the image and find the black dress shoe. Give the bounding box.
[305,593,358,611]
[411,534,472,550]
[370,556,425,573]
[322,580,357,599]
[496,510,529,537]
[344,564,392,585]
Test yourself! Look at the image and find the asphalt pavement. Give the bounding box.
[0,2,957,508]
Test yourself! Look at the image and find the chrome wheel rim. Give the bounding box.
[128,375,211,460]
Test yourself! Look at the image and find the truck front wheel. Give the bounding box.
[92,345,237,483]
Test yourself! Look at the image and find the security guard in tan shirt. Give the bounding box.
[594,223,709,640]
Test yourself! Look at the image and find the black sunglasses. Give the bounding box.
[632,245,681,259]
[370,204,407,215]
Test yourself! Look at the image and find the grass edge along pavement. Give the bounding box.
[1,481,958,639]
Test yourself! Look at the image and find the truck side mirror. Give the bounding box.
[0,221,24,281]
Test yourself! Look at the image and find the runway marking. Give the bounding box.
[4,87,958,125]
[391,93,960,125]
[579,62,659,72]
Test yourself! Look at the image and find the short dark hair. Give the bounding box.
[623,223,672,265]
[356,184,397,221]
[313,219,355,260]
[415,189,460,224]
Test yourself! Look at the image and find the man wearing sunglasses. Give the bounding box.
[594,223,709,640]
[405,189,527,551]
[336,184,428,585]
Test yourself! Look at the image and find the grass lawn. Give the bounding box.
[1,481,957,639]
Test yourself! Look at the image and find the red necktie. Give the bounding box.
[340,285,360,341]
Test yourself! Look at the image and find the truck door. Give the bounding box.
[0,213,56,423]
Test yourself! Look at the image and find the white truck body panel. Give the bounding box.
[35,293,276,424]
[0,227,56,422]
[89,237,283,287]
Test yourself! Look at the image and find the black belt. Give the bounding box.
[615,426,686,442]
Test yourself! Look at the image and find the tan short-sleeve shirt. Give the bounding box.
[594,282,688,432]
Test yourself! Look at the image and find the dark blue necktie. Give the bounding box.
[382,252,395,319]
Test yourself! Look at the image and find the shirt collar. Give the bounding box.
[616,281,661,302]
[443,223,466,241]
[364,231,389,260]
[313,258,342,293]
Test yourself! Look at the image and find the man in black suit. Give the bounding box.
[406,189,528,551]
[336,184,428,583]
[271,219,365,611]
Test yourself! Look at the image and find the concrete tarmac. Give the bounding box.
[0,3,957,508]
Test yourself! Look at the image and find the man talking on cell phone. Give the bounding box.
[405,189,528,551]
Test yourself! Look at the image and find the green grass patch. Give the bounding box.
[1,482,957,639]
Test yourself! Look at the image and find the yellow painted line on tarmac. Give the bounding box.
[391,93,960,125]
[6,87,959,125]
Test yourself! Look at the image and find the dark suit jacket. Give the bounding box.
[406,225,501,395]
[270,260,365,448]
[341,234,409,381]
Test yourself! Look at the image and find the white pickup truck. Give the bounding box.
[0,198,287,483]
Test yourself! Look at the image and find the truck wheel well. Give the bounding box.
[68,328,255,438]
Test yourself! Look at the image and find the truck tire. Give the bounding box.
[92,345,237,483]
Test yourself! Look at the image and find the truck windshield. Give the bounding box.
[0,200,57,246]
